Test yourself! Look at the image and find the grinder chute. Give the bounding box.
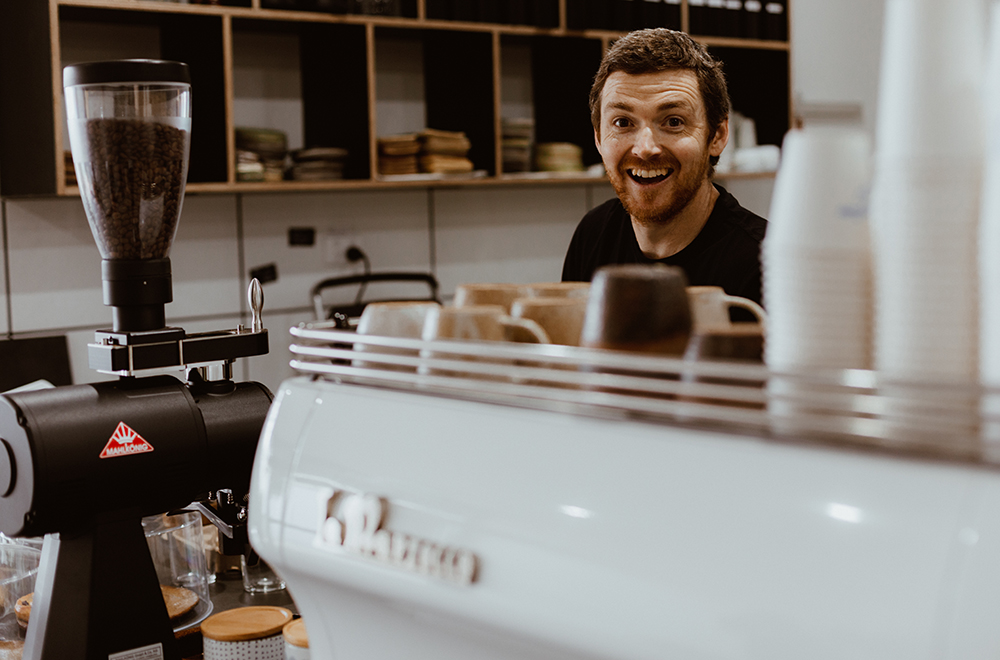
[0,60,274,660]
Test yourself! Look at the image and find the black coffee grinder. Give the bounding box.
[0,60,273,659]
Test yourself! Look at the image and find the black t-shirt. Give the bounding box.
[561,184,768,306]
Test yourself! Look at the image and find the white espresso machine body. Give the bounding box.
[250,375,1000,660]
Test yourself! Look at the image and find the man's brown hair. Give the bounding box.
[590,28,731,152]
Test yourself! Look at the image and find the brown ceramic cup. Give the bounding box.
[525,281,591,299]
[353,301,441,371]
[580,264,692,355]
[453,283,529,314]
[686,285,767,332]
[510,296,587,346]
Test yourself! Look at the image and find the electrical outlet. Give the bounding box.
[322,232,356,267]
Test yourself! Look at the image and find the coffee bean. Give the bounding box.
[79,119,189,260]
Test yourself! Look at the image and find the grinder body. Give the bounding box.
[0,374,272,660]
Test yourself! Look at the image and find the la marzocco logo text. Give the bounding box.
[320,492,478,586]
[99,422,155,459]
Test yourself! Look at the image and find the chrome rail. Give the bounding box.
[288,322,1000,466]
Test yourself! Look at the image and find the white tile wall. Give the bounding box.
[6,197,105,332]
[241,189,433,314]
[5,194,242,333]
[167,194,242,321]
[433,184,591,293]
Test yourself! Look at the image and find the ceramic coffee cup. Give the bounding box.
[422,305,549,344]
[510,296,587,346]
[686,286,767,331]
[580,264,692,355]
[525,281,591,299]
[453,283,529,313]
[419,305,549,377]
[353,301,441,371]
[683,325,765,363]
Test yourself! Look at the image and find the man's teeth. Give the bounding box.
[630,168,672,179]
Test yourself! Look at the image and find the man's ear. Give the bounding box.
[594,128,603,156]
[709,118,730,157]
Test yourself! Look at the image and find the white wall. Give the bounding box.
[791,0,885,134]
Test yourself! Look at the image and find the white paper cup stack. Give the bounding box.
[980,1,1000,447]
[762,123,874,427]
[763,124,873,374]
[871,0,985,388]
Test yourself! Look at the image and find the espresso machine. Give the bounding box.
[0,60,273,659]
[250,326,1000,659]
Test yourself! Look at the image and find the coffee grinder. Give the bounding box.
[0,60,273,659]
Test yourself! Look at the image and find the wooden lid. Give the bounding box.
[283,618,309,648]
[201,606,293,642]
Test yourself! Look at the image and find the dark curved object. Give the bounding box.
[311,271,441,320]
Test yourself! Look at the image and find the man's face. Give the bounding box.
[595,69,728,226]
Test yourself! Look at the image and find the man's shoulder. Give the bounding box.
[579,196,628,230]
[562,196,633,282]
[712,184,768,244]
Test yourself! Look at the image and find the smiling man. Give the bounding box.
[562,29,767,308]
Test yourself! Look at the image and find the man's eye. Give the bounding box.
[665,117,683,128]
[612,117,631,128]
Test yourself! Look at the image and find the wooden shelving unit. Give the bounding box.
[0,0,790,197]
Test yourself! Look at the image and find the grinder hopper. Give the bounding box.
[64,59,191,333]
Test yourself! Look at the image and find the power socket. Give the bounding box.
[322,232,357,267]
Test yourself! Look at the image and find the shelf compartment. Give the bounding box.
[375,26,496,176]
[529,35,604,170]
[259,0,418,19]
[566,0,682,32]
[708,44,790,147]
[425,0,559,28]
[0,2,58,196]
[58,5,229,185]
[499,34,603,175]
[231,18,370,182]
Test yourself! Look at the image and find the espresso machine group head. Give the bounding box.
[0,60,274,660]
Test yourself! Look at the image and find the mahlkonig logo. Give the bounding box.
[99,421,155,459]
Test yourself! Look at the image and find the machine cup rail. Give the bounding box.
[288,322,1000,467]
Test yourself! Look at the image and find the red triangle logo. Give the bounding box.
[99,422,155,459]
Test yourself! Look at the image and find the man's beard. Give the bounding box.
[609,152,711,227]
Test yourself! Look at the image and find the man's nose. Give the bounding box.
[632,126,662,159]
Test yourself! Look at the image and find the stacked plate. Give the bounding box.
[535,142,584,173]
[288,147,348,181]
[502,117,534,173]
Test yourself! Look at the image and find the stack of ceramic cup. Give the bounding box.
[870,0,985,387]
[980,2,1000,446]
[762,122,873,375]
